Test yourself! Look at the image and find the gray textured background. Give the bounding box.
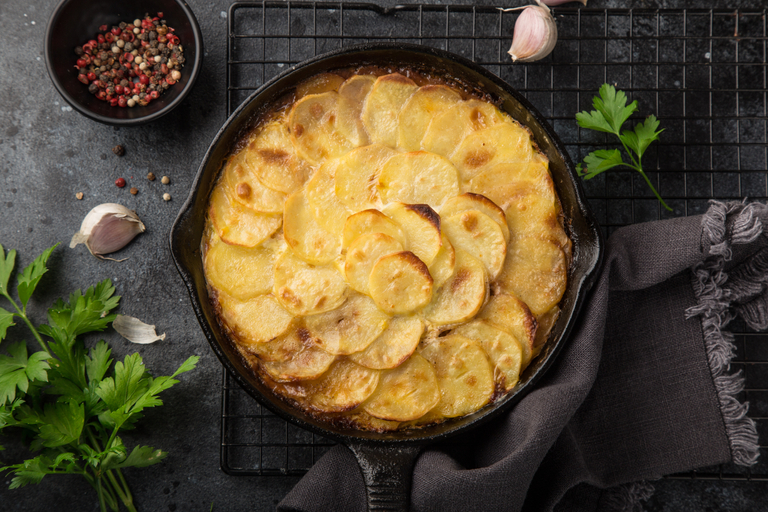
[1,0,766,511]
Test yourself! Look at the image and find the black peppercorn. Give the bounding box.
[119,21,127,29]
[124,42,134,52]
[75,46,84,56]
[112,145,125,156]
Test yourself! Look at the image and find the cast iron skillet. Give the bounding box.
[171,43,603,511]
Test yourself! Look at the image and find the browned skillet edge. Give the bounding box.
[170,43,604,511]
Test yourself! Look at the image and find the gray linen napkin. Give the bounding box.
[278,200,764,512]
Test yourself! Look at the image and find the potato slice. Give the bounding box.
[361,73,418,147]
[419,334,494,418]
[442,210,507,280]
[534,306,560,356]
[497,237,567,317]
[295,72,345,98]
[217,293,293,345]
[422,100,507,159]
[478,293,536,366]
[424,249,488,326]
[243,121,310,195]
[350,316,424,370]
[304,159,351,236]
[337,75,376,147]
[440,193,510,243]
[378,151,460,207]
[335,144,397,210]
[261,342,336,382]
[205,233,278,300]
[223,152,287,213]
[342,209,406,249]
[363,354,440,421]
[397,85,462,151]
[283,190,340,264]
[453,320,522,392]
[382,202,442,266]
[209,185,282,248]
[344,233,404,294]
[428,234,455,289]
[452,121,534,181]
[246,327,306,363]
[303,360,380,412]
[369,251,434,314]
[289,92,355,165]
[305,293,389,355]
[273,250,348,315]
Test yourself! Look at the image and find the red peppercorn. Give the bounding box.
[139,74,149,85]
[97,34,105,43]
[115,178,126,188]
[157,11,164,17]
[125,53,134,63]
[118,96,127,107]
[149,90,159,99]
[87,71,97,81]
[110,97,119,107]
[166,78,176,86]
[77,74,89,84]
[99,24,108,32]
[105,32,114,43]
[76,58,88,68]
[96,90,106,100]
[115,85,123,94]
[88,39,98,47]
[111,27,122,36]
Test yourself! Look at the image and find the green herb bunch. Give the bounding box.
[576,83,670,211]
[0,243,198,512]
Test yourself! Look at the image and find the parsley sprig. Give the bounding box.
[0,243,198,512]
[576,83,670,211]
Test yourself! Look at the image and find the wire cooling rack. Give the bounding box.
[221,1,768,479]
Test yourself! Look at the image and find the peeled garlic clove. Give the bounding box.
[507,4,558,63]
[113,314,166,344]
[70,203,145,260]
[538,0,587,6]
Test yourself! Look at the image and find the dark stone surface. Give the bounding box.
[0,0,766,511]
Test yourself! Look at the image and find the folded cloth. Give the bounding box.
[278,200,764,512]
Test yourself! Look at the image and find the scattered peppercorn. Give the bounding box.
[76,192,84,200]
[112,144,125,156]
[130,187,138,195]
[115,178,126,188]
[147,172,156,181]
[161,175,170,184]
[162,193,171,201]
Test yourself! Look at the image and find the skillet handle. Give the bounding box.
[347,443,423,512]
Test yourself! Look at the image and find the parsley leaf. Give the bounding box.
[16,245,58,310]
[103,444,167,471]
[0,244,16,298]
[0,307,15,342]
[37,401,85,448]
[576,84,670,211]
[0,342,49,404]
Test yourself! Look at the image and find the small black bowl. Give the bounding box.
[45,0,203,126]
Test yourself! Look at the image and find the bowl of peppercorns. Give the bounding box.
[45,0,203,126]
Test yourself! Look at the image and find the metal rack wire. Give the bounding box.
[221,1,768,478]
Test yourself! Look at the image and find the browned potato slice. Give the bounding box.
[305,293,389,355]
[361,73,418,147]
[344,233,404,294]
[246,327,305,363]
[452,121,533,181]
[428,234,455,289]
[440,193,510,242]
[419,334,494,418]
[283,190,340,264]
[362,354,440,421]
[289,92,355,165]
[424,249,488,326]
[350,316,424,370]
[442,210,507,280]
[304,159,351,236]
[382,202,442,266]
[369,251,434,314]
[304,360,380,412]
[243,121,310,194]
[378,151,460,206]
[209,185,282,248]
[534,306,560,356]
[335,144,397,210]
[337,75,376,146]
[397,85,462,151]
[422,100,507,159]
[478,293,535,366]
[217,293,293,345]
[342,209,406,249]
[205,233,279,300]
[223,152,287,213]
[295,72,345,98]
[342,412,400,432]
[497,237,567,316]
[261,342,336,382]
[454,320,522,391]
[273,250,348,315]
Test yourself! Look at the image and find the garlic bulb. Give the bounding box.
[507,4,558,63]
[538,0,587,6]
[70,203,145,260]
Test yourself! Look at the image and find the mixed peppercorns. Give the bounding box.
[74,13,185,107]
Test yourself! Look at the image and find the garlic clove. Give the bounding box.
[113,314,166,344]
[70,203,146,261]
[538,0,587,6]
[507,4,558,63]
